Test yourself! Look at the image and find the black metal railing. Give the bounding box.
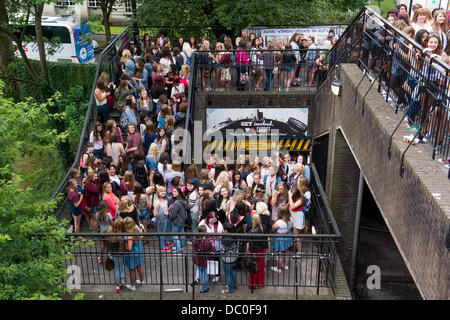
[191,49,331,92]
[65,165,340,299]
[49,28,131,218]
[327,6,450,179]
[66,233,339,299]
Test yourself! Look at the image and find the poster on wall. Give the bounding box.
[205,108,311,151]
[253,26,346,48]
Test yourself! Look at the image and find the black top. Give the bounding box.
[120,205,140,226]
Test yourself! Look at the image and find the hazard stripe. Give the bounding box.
[303,139,311,150]
[205,138,312,150]
[296,139,304,150]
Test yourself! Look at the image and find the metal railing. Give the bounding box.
[191,49,331,92]
[65,165,340,299]
[49,28,130,218]
[327,6,450,179]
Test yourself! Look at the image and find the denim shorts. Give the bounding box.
[140,209,149,220]
[282,66,293,72]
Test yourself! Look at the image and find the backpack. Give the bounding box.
[182,51,192,68]
[120,110,129,129]
[304,197,312,217]
[79,152,90,176]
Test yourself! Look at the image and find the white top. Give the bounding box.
[160,57,173,76]
[158,163,172,181]
[171,83,185,98]
[246,172,254,187]
[188,190,200,213]
[90,131,103,150]
[110,174,120,186]
[411,22,433,33]
[275,218,293,234]
[198,219,223,250]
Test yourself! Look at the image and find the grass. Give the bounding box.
[366,0,396,15]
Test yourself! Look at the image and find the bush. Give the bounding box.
[7,59,97,102]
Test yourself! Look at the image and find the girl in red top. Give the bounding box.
[102,181,120,219]
[84,171,100,231]
[235,39,249,91]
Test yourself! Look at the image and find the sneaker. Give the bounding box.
[212,276,220,283]
[200,288,209,293]
[283,265,289,271]
[271,266,282,273]
[116,286,120,294]
[126,284,136,291]
[136,280,142,285]
[221,289,233,294]
[406,123,417,131]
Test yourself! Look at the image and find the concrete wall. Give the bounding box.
[312,63,450,299]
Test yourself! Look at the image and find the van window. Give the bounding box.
[13,25,71,44]
[43,26,71,44]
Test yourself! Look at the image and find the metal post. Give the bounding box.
[131,0,139,55]
[349,170,364,291]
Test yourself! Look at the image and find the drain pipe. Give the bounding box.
[349,170,364,291]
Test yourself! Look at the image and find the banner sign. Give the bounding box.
[256,25,346,47]
[73,22,95,63]
[205,108,310,151]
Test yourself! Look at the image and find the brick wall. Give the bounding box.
[330,130,361,278]
[313,64,450,300]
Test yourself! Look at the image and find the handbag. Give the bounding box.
[105,256,114,271]
[240,72,249,84]
[273,65,279,75]
[207,260,219,275]
[220,68,231,82]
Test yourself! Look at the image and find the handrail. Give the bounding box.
[327,5,450,178]
[50,27,130,209]
[182,46,197,166]
[310,163,341,238]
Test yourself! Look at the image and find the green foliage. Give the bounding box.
[137,0,365,39]
[7,59,96,102]
[0,81,83,299]
[57,86,90,165]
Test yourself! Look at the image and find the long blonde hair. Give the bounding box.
[148,143,159,163]
[216,171,230,189]
[251,213,263,232]
[121,49,132,63]
[123,170,135,186]
[119,196,132,212]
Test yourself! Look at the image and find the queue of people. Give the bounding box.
[361,4,450,156]
[69,29,319,294]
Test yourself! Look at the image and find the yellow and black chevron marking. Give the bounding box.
[205,138,312,151]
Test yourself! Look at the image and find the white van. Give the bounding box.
[14,15,96,63]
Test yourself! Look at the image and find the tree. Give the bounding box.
[0,0,83,94]
[99,0,121,41]
[0,80,84,300]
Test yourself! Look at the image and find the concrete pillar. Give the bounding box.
[328,129,361,283]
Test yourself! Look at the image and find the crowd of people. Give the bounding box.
[67,25,335,295]
[69,121,313,294]
[361,3,450,152]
